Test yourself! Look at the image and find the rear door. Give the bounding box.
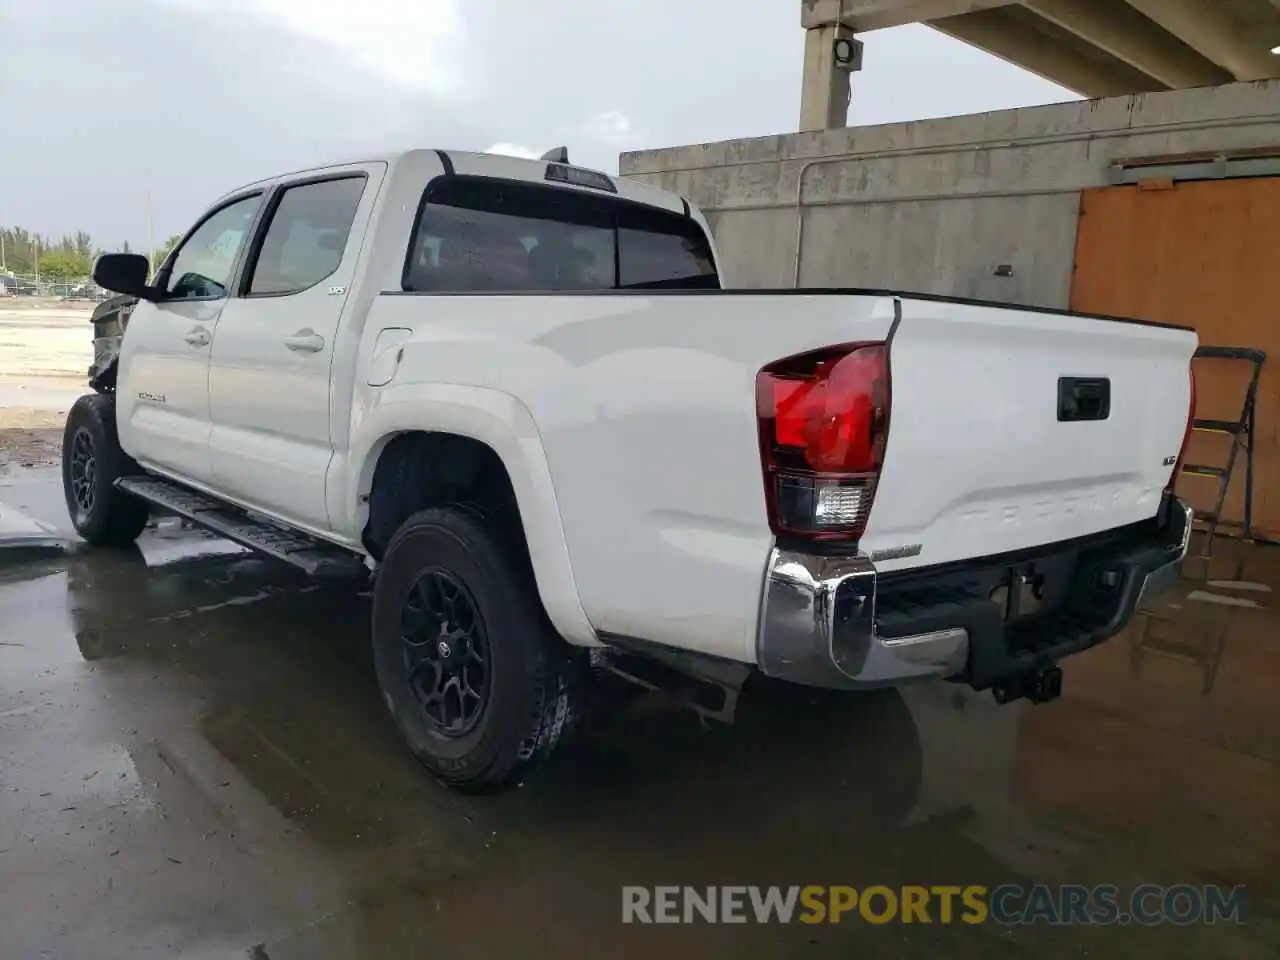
[862,297,1197,571]
[207,164,383,531]
[116,192,263,483]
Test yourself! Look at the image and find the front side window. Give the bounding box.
[247,177,366,296]
[165,194,261,300]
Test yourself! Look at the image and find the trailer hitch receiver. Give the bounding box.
[992,664,1063,705]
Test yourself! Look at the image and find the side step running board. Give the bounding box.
[116,476,367,580]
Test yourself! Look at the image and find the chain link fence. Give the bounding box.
[0,271,106,300]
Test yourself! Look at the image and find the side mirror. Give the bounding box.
[93,253,159,301]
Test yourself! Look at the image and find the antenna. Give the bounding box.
[540,146,570,163]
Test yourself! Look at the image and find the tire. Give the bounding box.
[61,393,150,547]
[372,506,583,790]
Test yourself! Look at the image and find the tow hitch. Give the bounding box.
[991,664,1063,705]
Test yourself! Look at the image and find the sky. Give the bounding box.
[0,0,1078,249]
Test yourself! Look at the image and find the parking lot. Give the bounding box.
[2,439,1279,957]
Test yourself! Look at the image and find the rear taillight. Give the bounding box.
[756,342,890,542]
[1167,362,1197,492]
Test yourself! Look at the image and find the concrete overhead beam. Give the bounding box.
[1021,0,1231,88]
[931,8,1168,98]
[1123,0,1280,80]
[801,0,1009,32]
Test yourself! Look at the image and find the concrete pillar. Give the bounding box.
[800,22,854,132]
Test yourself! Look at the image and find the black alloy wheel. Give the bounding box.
[68,426,97,520]
[401,569,491,737]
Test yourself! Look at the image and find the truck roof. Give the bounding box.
[218,147,689,218]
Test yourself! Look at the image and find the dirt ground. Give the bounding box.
[0,404,74,477]
[0,296,94,380]
[0,298,93,474]
[0,422,62,474]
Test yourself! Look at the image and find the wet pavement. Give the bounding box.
[1,467,1278,958]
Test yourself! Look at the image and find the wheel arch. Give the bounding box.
[348,388,597,647]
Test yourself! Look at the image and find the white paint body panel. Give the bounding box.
[113,147,1198,667]
[117,297,225,483]
[354,293,897,662]
[862,298,1197,572]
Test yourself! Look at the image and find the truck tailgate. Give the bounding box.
[862,297,1197,572]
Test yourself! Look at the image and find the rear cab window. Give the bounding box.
[403,175,717,293]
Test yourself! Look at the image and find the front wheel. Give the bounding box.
[371,507,583,790]
[61,393,149,547]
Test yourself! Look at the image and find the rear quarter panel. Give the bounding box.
[356,292,897,662]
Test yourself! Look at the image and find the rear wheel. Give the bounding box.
[61,393,149,547]
[371,507,583,790]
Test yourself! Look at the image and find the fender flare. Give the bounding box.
[343,383,598,647]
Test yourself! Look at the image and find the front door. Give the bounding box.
[116,193,263,484]
[208,167,380,532]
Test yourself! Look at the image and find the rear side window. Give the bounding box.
[247,176,366,296]
[403,176,717,293]
[618,207,717,289]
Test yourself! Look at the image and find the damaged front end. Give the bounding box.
[88,294,138,392]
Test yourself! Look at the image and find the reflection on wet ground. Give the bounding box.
[1,507,1278,958]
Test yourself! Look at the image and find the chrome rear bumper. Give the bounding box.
[755,498,1193,691]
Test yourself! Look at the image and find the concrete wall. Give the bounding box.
[620,80,1280,307]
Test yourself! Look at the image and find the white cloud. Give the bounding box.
[486,143,544,160]
[580,110,635,147]
[242,0,465,92]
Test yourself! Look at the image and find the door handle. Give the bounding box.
[284,329,326,353]
[184,327,210,347]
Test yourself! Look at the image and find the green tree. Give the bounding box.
[37,250,93,280]
[1,227,38,273]
[152,234,182,270]
[1,224,147,277]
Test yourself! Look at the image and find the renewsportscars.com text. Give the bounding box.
[622,884,1248,926]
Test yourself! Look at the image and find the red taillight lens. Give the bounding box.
[1167,362,1197,492]
[757,343,890,541]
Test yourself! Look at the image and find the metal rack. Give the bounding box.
[1180,345,1266,556]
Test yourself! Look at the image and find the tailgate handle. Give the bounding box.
[1058,377,1110,422]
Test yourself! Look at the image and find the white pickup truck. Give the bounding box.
[68,146,1197,789]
